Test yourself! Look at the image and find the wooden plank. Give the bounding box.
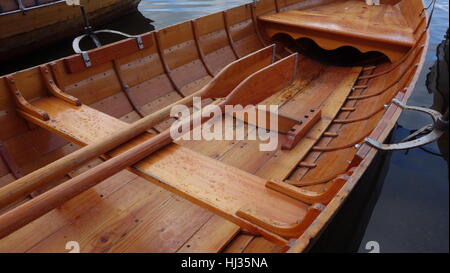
[25,176,169,252]
[287,63,388,184]
[4,53,302,246]
[0,0,428,253]
[177,215,240,253]
[258,1,415,61]
[107,195,211,253]
[175,72,309,251]
[291,54,419,185]
[0,174,15,188]
[156,21,213,96]
[255,66,362,181]
[177,66,316,250]
[259,10,414,46]
[0,53,334,249]
[222,233,254,253]
[0,53,310,243]
[132,115,254,253]
[53,62,124,106]
[176,118,272,252]
[0,0,128,39]
[29,98,128,146]
[25,177,212,253]
[293,62,412,185]
[193,12,237,74]
[3,145,214,253]
[254,0,278,16]
[243,236,285,253]
[282,108,321,150]
[64,33,154,74]
[225,4,264,57]
[0,45,278,212]
[276,0,326,12]
[0,170,138,252]
[134,145,309,235]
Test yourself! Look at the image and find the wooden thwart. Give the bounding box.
[0,45,277,210]
[134,144,314,239]
[0,52,323,242]
[0,0,429,254]
[258,2,416,62]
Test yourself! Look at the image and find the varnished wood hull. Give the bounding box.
[0,0,428,253]
[0,0,141,62]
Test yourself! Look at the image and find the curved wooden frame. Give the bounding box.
[266,175,349,204]
[4,75,49,121]
[236,203,324,238]
[39,65,81,106]
[289,0,429,253]
[0,0,429,253]
[0,44,276,210]
[154,31,184,97]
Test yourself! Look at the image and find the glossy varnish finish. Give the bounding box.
[0,0,428,252]
[259,0,415,61]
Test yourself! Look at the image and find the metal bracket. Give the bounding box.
[80,52,91,67]
[72,30,145,68]
[72,5,145,68]
[16,0,26,14]
[252,0,260,8]
[364,98,447,151]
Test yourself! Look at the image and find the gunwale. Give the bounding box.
[0,0,64,16]
[0,0,142,62]
[289,21,430,253]
[0,0,429,253]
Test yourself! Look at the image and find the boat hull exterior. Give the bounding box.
[0,0,141,61]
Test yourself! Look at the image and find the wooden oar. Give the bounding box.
[0,53,297,239]
[0,45,276,210]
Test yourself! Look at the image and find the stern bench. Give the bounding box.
[258,1,416,62]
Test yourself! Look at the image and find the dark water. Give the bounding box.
[357,1,449,253]
[1,0,448,253]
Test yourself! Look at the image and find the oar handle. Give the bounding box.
[0,92,198,211]
[0,102,222,239]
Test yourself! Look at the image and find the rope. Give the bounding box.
[423,0,436,11]
[426,0,437,29]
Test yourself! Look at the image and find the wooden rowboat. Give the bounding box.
[0,0,429,253]
[0,0,141,62]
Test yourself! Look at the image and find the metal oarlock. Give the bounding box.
[72,5,145,68]
[72,29,145,68]
[365,98,448,151]
[16,0,26,14]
